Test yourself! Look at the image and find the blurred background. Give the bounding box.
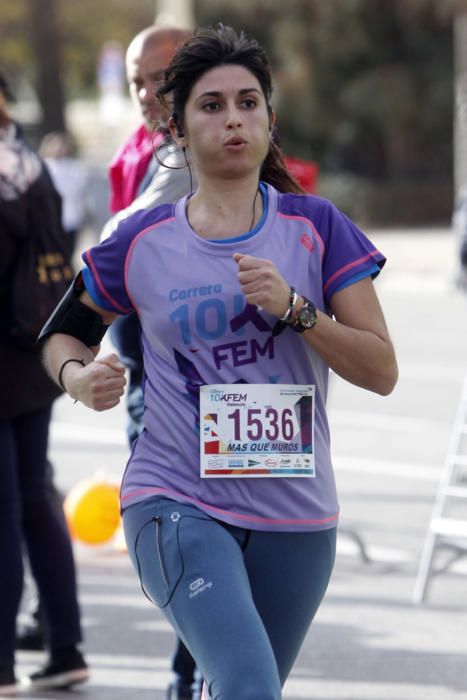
[4,3,467,697]
[1,0,463,227]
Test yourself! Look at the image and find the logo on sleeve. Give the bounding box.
[300,233,314,252]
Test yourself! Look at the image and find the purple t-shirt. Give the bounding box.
[82,183,385,532]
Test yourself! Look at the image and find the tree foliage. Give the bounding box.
[25,0,66,132]
[197,0,453,181]
[0,0,156,106]
[0,0,456,221]
[194,0,454,221]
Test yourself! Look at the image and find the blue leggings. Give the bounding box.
[123,496,336,700]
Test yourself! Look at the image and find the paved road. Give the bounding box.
[15,227,467,699]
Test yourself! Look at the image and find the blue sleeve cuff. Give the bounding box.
[333,263,381,295]
[81,267,116,312]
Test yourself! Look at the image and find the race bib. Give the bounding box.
[200,384,315,478]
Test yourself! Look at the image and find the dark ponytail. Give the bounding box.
[261,140,305,195]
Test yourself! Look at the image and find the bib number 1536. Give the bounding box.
[227,407,295,442]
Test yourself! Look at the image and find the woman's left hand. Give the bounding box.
[233,253,290,317]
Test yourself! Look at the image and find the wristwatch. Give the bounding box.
[291,297,317,333]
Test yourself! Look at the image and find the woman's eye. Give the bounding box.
[242,98,257,109]
[202,102,220,112]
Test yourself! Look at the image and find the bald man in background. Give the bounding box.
[109,25,193,215]
[105,26,200,700]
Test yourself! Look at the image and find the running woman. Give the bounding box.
[41,25,398,700]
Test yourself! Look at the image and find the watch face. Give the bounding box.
[298,303,317,328]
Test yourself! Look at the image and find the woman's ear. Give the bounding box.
[168,114,187,146]
[269,109,276,134]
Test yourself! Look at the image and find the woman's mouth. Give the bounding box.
[224,136,247,150]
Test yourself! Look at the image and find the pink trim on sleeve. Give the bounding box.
[85,250,132,313]
[323,250,380,294]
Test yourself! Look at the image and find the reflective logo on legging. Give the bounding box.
[189,577,205,592]
[189,578,213,598]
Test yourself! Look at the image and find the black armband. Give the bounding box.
[37,271,109,346]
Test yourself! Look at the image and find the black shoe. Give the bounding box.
[21,648,89,690]
[0,667,16,697]
[166,680,195,700]
[15,624,45,651]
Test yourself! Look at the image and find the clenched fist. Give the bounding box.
[233,253,290,318]
[63,353,126,411]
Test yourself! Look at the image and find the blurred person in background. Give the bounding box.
[16,132,90,654]
[105,24,199,700]
[97,40,126,126]
[0,70,88,696]
[39,131,91,259]
[453,189,467,291]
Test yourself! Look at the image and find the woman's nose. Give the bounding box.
[225,105,243,128]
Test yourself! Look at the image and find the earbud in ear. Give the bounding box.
[172,112,184,138]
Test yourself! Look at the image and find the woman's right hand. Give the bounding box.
[63,353,127,411]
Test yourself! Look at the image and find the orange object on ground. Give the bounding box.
[64,476,121,545]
